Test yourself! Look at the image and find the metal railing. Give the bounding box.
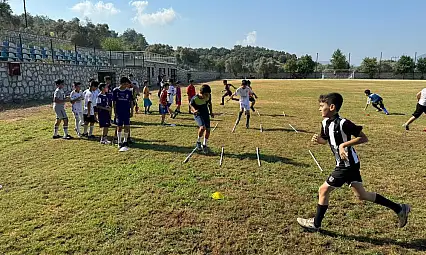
[0,29,177,66]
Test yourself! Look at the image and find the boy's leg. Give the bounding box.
[379,101,389,114]
[350,183,409,227]
[53,119,61,137]
[251,99,256,112]
[245,110,251,128]
[221,94,226,105]
[404,104,424,129]
[372,102,382,111]
[63,118,69,138]
[315,182,335,227]
[89,119,95,137]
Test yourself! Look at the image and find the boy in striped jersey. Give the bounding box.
[297,93,410,231]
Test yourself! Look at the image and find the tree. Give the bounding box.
[225,57,243,77]
[254,57,278,78]
[360,57,378,78]
[284,58,298,74]
[101,37,126,51]
[215,60,226,73]
[0,0,12,20]
[416,58,426,77]
[380,60,395,73]
[147,44,174,56]
[121,29,148,51]
[297,55,316,77]
[395,55,415,78]
[330,49,349,70]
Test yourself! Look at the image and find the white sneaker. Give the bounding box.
[297,217,320,231]
[119,146,129,152]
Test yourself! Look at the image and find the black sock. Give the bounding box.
[237,112,243,122]
[374,194,402,214]
[314,204,328,228]
[246,114,250,125]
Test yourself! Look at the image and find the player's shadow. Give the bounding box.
[261,114,293,118]
[131,121,195,128]
[227,152,309,167]
[131,141,195,154]
[262,127,313,134]
[320,230,426,251]
[388,113,406,116]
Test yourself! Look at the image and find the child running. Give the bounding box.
[96,83,112,144]
[159,83,170,125]
[230,80,254,129]
[402,87,426,130]
[297,92,410,231]
[186,79,196,113]
[190,84,214,153]
[142,80,152,114]
[52,79,72,139]
[247,80,258,112]
[220,79,237,105]
[70,82,84,137]
[113,77,134,152]
[364,89,389,115]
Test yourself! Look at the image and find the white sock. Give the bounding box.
[89,126,94,136]
[83,125,88,134]
[117,132,122,144]
[197,136,201,143]
[203,138,208,146]
[123,132,129,143]
[63,126,68,136]
[54,126,59,136]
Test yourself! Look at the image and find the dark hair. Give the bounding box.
[99,83,106,91]
[129,74,134,77]
[200,84,211,94]
[168,79,174,84]
[163,83,169,88]
[55,79,64,85]
[319,93,344,112]
[223,80,227,83]
[364,89,371,95]
[120,77,131,84]
[247,80,251,86]
[88,78,95,83]
[189,79,194,83]
[90,80,100,88]
[104,76,111,82]
[73,82,81,87]
[242,80,248,85]
[143,80,148,85]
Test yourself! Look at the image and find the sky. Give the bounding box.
[7,0,426,65]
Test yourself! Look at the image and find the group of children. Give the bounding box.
[52,75,150,152]
[52,77,426,231]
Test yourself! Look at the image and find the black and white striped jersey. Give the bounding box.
[320,115,363,168]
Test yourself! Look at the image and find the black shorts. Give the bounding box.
[83,114,96,124]
[372,100,384,109]
[249,97,256,102]
[412,103,426,118]
[326,163,362,187]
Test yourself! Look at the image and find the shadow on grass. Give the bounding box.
[130,121,195,128]
[227,152,309,167]
[261,127,313,134]
[260,114,293,118]
[0,100,51,111]
[388,113,406,116]
[320,230,426,251]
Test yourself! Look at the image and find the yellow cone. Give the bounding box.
[211,191,224,200]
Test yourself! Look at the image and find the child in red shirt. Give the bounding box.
[186,80,196,113]
[159,83,169,125]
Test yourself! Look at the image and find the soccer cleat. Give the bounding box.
[118,143,123,149]
[88,135,96,140]
[403,124,409,131]
[251,106,255,112]
[128,139,134,145]
[119,146,129,152]
[220,103,224,105]
[202,145,211,154]
[397,204,411,228]
[52,135,61,139]
[376,109,382,112]
[81,133,88,137]
[196,142,202,152]
[297,217,320,231]
[62,135,73,140]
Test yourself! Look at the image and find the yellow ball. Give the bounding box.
[211,191,224,200]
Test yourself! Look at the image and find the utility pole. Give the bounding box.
[23,0,28,28]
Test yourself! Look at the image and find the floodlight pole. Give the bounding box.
[23,0,28,28]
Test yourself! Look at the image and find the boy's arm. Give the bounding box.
[87,101,92,115]
[339,131,368,161]
[208,97,214,118]
[364,98,370,110]
[416,91,421,101]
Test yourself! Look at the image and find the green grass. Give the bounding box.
[1,79,426,254]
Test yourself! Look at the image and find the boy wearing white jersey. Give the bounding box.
[52,79,72,139]
[230,80,254,129]
[70,82,84,137]
[82,81,99,139]
[403,87,426,130]
[167,79,177,117]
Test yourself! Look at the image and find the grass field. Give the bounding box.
[1,79,426,255]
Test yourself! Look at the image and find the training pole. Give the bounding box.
[183,147,197,164]
[309,150,324,172]
[212,123,218,132]
[219,147,224,166]
[283,112,286,117]
[260,124,263,132]
[289,124,298,133]
[232,121,237,133]
[256,147,261,167]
